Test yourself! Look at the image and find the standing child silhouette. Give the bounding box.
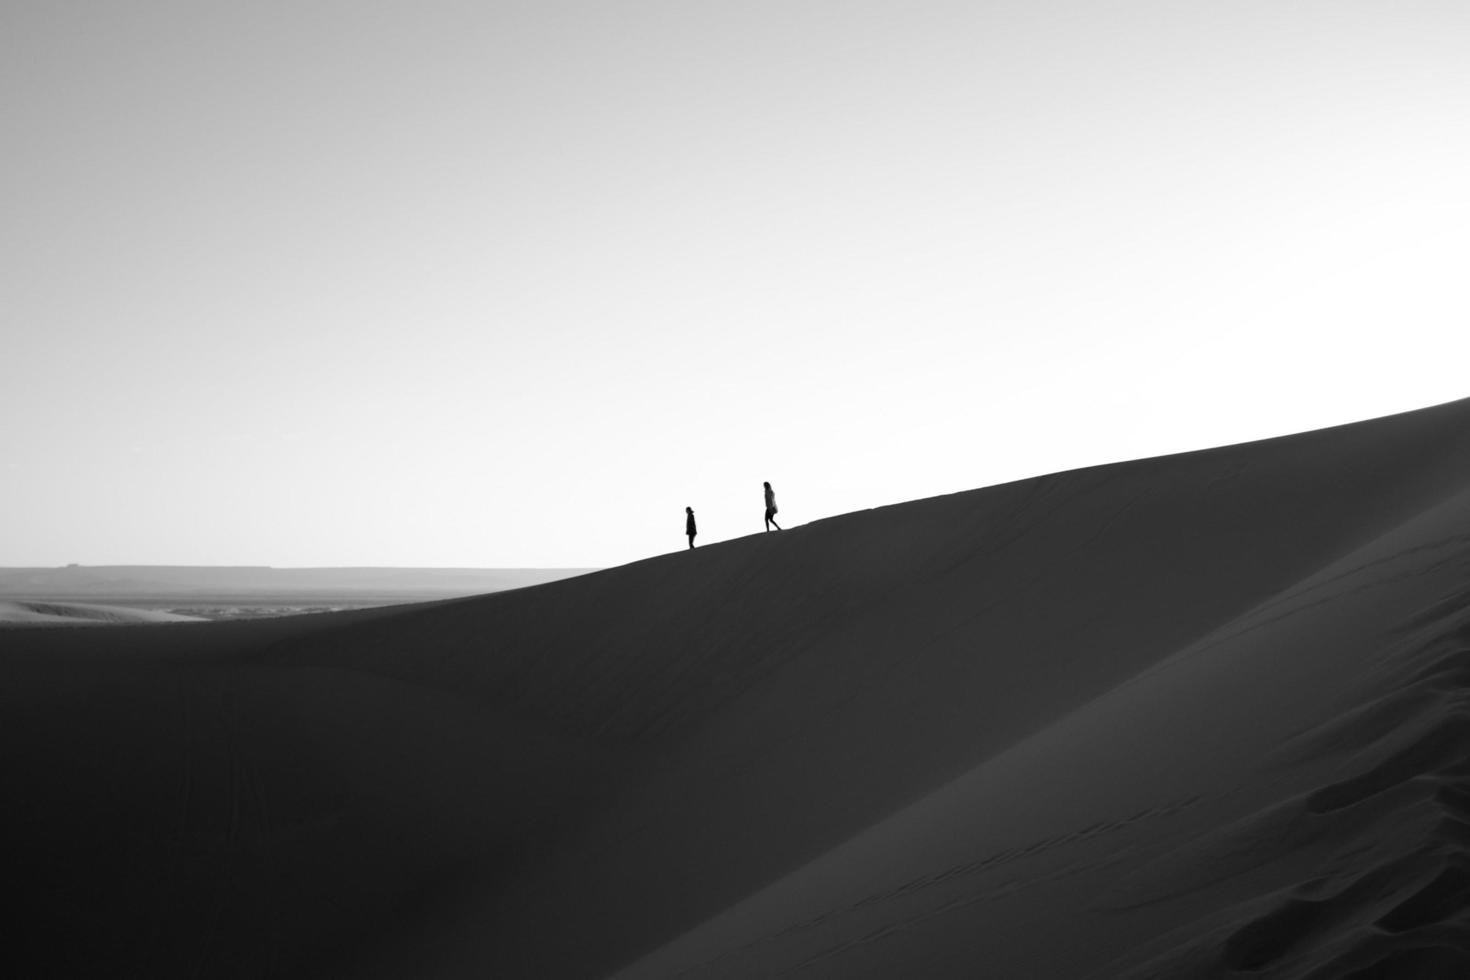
[686,506,697,549]
[763,481,781,531]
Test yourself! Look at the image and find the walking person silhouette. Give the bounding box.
[686,506,697,549]
[763,481,781,531]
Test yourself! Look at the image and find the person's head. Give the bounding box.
[686,506,693,513]
[763,481,771,490]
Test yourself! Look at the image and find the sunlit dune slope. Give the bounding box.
[5,398,1470,979]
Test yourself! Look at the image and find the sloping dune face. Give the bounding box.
[6,400,1470,978]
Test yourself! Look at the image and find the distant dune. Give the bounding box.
[0,565,594,599]
[0,566,595,620]
[0,600,204,626]
[6,399,1470,977]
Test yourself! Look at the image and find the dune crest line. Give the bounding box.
[7,397,1470,978]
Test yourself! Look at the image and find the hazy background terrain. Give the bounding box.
[0,566,592,619]
[5,1,1469,569]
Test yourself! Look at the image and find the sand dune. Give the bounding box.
[0,566,594,618]
[6,398,1470,977]
[0,600,204,625]
[0,566,594,596]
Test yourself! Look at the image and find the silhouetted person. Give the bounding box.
[686,506,697,549]
[764,481,781,531]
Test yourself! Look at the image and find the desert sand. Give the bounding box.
[0,566,595,620]
[0,600,205,626]
[6,398,1470,978]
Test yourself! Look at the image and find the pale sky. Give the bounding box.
[4,1,1469,568]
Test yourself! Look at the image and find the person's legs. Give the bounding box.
[688,534,695,549]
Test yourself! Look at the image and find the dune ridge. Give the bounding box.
[6,398,1470,977]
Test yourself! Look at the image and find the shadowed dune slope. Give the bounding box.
[6,398,1470,978]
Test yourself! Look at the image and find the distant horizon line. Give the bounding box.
[0,564,603,571]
